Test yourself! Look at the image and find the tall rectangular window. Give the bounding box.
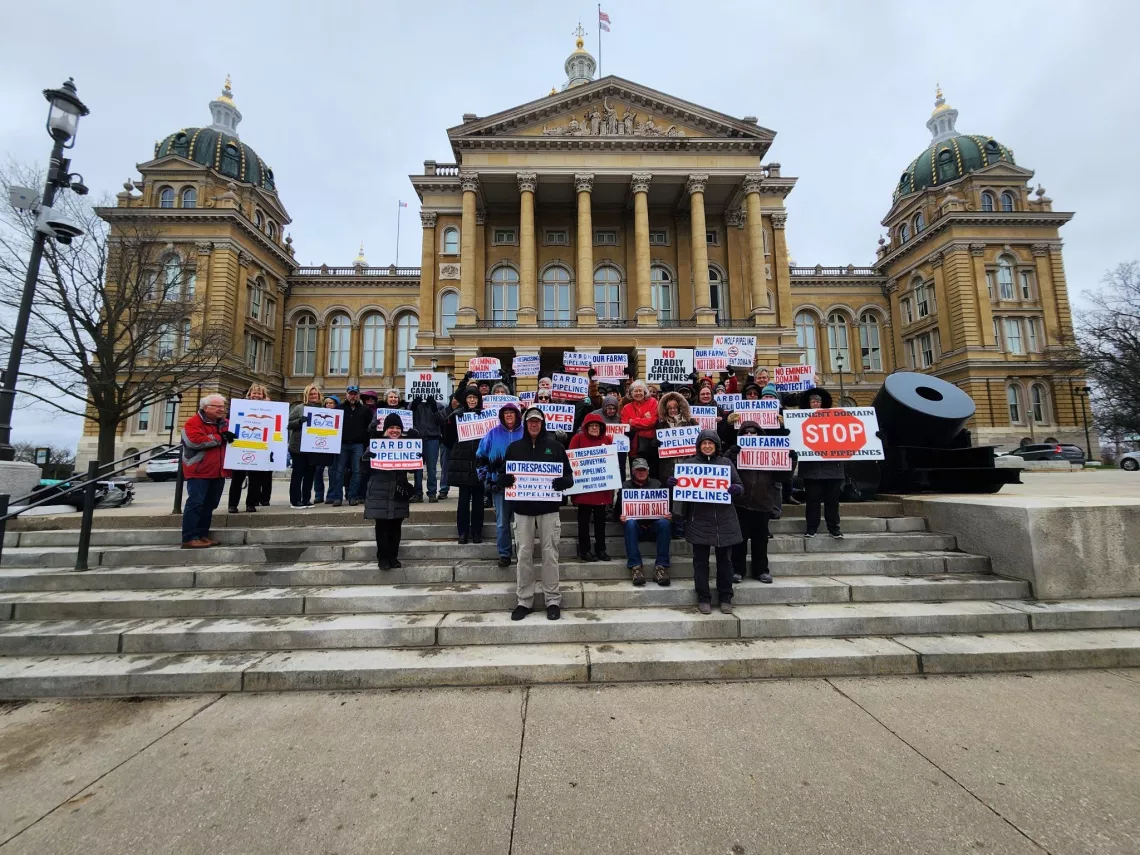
[906,339,918,369]
[993,317,1002,350]
[1020,271,1033,300]
[915,285,930,318]
[249,288,261,321]
[919,333,934,368]
[1027,317,1040,352]
[293,322,316,375]
[163,398,177,432]
[900,298,912,324]
[245,333,259,371]
[985,271,996,299]
[137,402,151,432]
[1004,318,1024,354]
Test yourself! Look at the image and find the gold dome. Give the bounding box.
[931,83,952,115]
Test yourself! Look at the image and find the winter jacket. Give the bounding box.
[504,409,573,517]
[181,410,229,479]
[442,385,484,487]
[592,396,622,426]
[410,396,444,439]
[287,402,308,455]
[677,429,744,548]
[651,392,699,486]
[340,400,373,445]
[795,387,847,481]
[620,397,658,456]
[620,475,666,527]
[725,441,789,514]
[568,413,614,506]
[476,403,524,489]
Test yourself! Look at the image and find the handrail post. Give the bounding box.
[0,494,9,566]
[172,455,184,515]
[74,460,100,571]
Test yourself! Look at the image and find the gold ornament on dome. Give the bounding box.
[542,97,686,137]
[218,74,234,105]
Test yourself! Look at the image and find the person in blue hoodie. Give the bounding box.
[476,402,525,567]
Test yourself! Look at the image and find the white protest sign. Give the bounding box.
[536,402,575,430]
[225,399,289,471]
[656,425,701,458]
[551,372,589,401]
[737,435,793,470]
[775,364,815,394]
[734,399,781,429]
[299,406,343,454]
[512,354,540,377]
[646,348,693,384]
[691,405,718,432]
[376,408,414,432]
[369,438,423,470]
[714,335,756,369]
[456,411,497,442]
[505,460,563,502]
[519,391,536,407]
[505,460,563,478]
[715,392,741,410]
[694,347,728,373]
[406,371,451,404]
[563,446,621,496]
[468,356,501,380]
[562,351,595,374]
[784,407,885,461]
[591,353,628,381]
[482,394,520,414]
[672,462,733,504]
[605,423,630,453]
[622,488,670,519]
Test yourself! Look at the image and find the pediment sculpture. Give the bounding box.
[541,97,687,137]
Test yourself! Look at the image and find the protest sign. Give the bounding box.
[406,371,450,404]
[536,402,575,430]
[369,438,423,470]
[562,351,595,374]
[551,372,589,401]
[605,423,630,453]
[713,335,756,369]
[715,392,742,410]
[672,462,733,504]
[656,425,701,458]
[691,405,718,432]
[299,407,343,454]
[563,446,621,496]
[646,348,693,384]
[482,394,520,414]
[512,354,540,377]
[505,461,563,478]
[734,399,781,428]
[622,488,670,519]
[456,411,497,442]
[468,356,501,380]
[784,407,884,461]
[519,391,536,407]
[694,347,728,373]
[376,408,414,432]
[775,364,815,394]
[591,353,628,381]
[505,460,563,502]
[224,399,289,471]
[736,435,793,470]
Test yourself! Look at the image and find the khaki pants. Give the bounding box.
[515,512,561,608]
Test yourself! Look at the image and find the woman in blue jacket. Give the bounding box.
[476,403,524,566]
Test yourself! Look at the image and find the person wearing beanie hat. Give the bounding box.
[364,412,413,571]
[442,384,487,544]
[760,384,779,399]
[619,456,672,587]
[310,395,342,504]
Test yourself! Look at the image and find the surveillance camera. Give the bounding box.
[8,187,38,211]
[34,206,84,243]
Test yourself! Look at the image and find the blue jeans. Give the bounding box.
[624,518,671,569]
[493,488,513,558]
[182,477,225,543]
[331,442,364,501]
[417,438,440,497]
[439,444,450,493]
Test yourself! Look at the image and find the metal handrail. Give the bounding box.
[9,441,173,507]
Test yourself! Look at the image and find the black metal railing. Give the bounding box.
[596,319,638,328]
[537,319,577,328]
[473,320,518,329]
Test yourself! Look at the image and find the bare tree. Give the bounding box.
[12,441,74,467]
[0,162,230,464]
[1078,261,1140,437]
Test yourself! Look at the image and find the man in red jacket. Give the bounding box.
[181,393,235,548]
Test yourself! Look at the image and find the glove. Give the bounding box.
[220,431,236,444]
[498,473,516,489]
[666,477,677,488]
[554,430,568,443]
[552,476,571,491]
[728,484,743,496]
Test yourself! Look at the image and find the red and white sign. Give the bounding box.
[456,411,497,442]
[691,405,718,432]
[536,403,575,430]
[656,425,701,458]
[646,348,693,384]
[734,399,780,429]
[551,372,589,401]
[605,422,630,453]
[591,353,628,380]
[694,347,728,373]
[775,364,815,393]
[713,335,756,369]
[468,356,501,380]
[784,407,884,461]
[737,435,792,471]
[622,488,670,519]
[563,351,596,374]
[672,463,732,504]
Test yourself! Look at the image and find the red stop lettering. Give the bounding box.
[802,410,866,455]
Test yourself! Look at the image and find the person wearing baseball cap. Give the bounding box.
[619,457,671,587]
[329,385,370,507]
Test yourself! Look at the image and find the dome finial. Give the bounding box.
[209,76,242,137]
[219,74,234,105]
[354,241,368,266]
[926,83,958,143]
[931,82,951,116]
[573,22,586,50]
[562,23,596,90]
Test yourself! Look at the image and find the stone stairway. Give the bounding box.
[1,500,1138,697]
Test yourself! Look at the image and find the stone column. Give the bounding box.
[930,254,955,353]
[743,175,767,323]
[687,174,715,325]
[631,173,655,326]
[1032,243,1061,345]
[575,173,596,325]
[348,320,361,380]
[770,213,793,328]
[314,321,328,377]
[418,212,437,341]
[517,172,538,325]
[385,321,397,382]
[232,251,252,351]
[970,243,996,346]
[457,172,479,325]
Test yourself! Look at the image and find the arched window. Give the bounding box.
[440,290,459,336]
[913,212,925,234]
[594,265,622,321]
[1000,192,1015,212]
[171,133,190,158]
[361,314,385,375]
[937,149,956,182]
[541,265,572,323]
[898,173,911,195]
[708,266,727,323]
[795,311,819,368]
[264,169,275,191]
[254,210,264,230]
[1031,384,1048,425]
[997,255,1015,300]
[914,281,932,318]
[396,313,418,374]
[158,187,175,208]
[180,187,197,209]
[326,313,351,376]
[858,312,883,371]
[489,266,519,323]
[442,227,459,255]
[221,143,241,177]
[981,191,996,212]
[899,223,910,244]
[293,314,317,375]
[827,313,851,372]
[1007,384,1024,424]
[650,265,674,321]
[267,221,277,240]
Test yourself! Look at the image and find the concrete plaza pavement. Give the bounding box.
[0,671,1137,854]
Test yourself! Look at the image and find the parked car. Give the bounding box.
[145,448,181,481]
[1120,451,1140,472]
[1008,443,1086,464]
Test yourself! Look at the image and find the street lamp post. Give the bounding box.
[166,391,183,449]
[835,353,846,402]
[1076,385,1093,462]
[0,78,90,463]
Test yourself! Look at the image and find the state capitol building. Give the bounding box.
[81,33,1086,463]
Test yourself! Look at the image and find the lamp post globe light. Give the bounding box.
[0,78,89,467]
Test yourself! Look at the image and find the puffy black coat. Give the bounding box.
[795,387,847,481]
[340,400,373,445]
[442,385,484,487]
[411,397,443,439]
[363,468,411,520]
[725,443,789,514]
[677,430,744,548]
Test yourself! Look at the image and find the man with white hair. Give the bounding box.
[181,393,235,548]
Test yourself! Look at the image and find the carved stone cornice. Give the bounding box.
[630,172,652,194]
[931,253,944,269]
[1031,243,1050,257]
[237,250,253,266]
[724,209,745,228]
[516,172,538,194]
[195,241,213,255]
[970,243,986,257]
[686,174,709,195]
[574,173,595,193]
[770,212,787,230]
[459,172,480,193]
[420,212,437,229]
[742,174,765,196]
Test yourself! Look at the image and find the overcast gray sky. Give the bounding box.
[2,0,1136,449]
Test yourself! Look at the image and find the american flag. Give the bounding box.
[398,200,408,208]
[598,8,610,31]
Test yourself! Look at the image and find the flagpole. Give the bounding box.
[598,4,602,76]
[395,201,402,267]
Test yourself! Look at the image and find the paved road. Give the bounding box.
[1,671,1137,854]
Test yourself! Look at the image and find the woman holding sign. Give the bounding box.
[568,413,614,562]
[620,381,659,478]
[227,383,274,513]
[797,387,845,539]
[287,384,322,509]
[726,422,784,584]
[365,413,413,570]
[652,391,699,540]
[442,384,486,544]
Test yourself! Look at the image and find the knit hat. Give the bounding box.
[381,412,404,432]
[631,457,650,471]
[761,384,779,399]
[324,394,340,406]
[602,394,619,410]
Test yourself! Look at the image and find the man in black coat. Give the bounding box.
[331,385,373,507]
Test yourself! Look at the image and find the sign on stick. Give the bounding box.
[784,407,884,461]
[370,438,423,470]
[672,463,733,504]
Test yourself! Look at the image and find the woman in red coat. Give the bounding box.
[569,412,614,561]
[620,381,660,479]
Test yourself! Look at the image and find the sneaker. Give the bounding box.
[428,496,438,504]
[511,605,532,621]
[767,532,774,540]
[349,498,359,506]
[227,506,239,514]
[579,550,596,562]
[458,535,468,545]
[438,490,449,499]
[546,604,561,621]
[180,538,210,549]
[290,503,310,509]
[471,535,483,544]
[332,500,342,507]
[631,566,646,587]
[804,530,816,538]
[377,558,392,571]
[390,558,402,569]
[697,601,712,615]
[410,495,423,503]
[829,530,844,539]
[732,573,743,584]
[758,572,773,584]
[654,566,671,587]
[596,550,611,562]
[245,506,258,513]
[719,601,733,615]
[497,555,511,567]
